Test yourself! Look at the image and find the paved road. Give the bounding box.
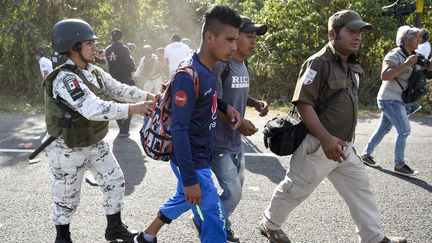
[0,112,431,243]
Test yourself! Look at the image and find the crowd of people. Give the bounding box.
[33,4,432,243]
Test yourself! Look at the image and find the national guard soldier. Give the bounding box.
[45,18,154,243]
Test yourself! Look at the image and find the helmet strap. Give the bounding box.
[72,42,94,66]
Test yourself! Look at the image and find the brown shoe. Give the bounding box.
[259,219,291,243]
[380,236,407,243]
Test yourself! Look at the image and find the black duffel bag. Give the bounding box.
[263,89,343,156]
[263,107,308,156]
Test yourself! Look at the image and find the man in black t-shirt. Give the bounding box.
[105,28,136,137]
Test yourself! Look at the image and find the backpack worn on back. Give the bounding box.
[396,69,429,103]
[140,65,199,161]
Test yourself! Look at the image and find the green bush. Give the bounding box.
[1,0,431,109]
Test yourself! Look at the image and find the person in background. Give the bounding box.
[134,45,165,93]
[35,49,53,78]
[164,33,192,76]
[181,37,194,52]
[18,49,54,150]
[105,28,137,138]
[361,25,432,176]
[416,28,430,58]
[405,28,431,116]
[51,51,67,69]
[155,47,169,84]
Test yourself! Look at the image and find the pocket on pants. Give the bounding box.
[287,159,316,191]
[287,136,320,190]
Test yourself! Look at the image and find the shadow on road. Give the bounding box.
[0,113,46,156]
[369,166,432,192]
[409,115,432,128]
[242,137,286,184]
[112,136,147,196]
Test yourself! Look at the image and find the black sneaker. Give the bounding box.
[227,228,240,243]
[134,231,157,243]
[406,104,422,117]
[105,223,137,242]
[361,155,380,167]
[394,164,419,177]
[54,237,72,243]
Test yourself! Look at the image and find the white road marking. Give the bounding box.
[0,148,280,158]
[244,152,279,157]
[0,149,34,153]
[248,186,260,191]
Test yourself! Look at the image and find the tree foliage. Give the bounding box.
[0,0,431,108]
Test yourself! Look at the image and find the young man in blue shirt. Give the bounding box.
[189,15,269,243]
[134,5,242,243]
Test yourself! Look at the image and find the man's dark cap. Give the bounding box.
[328,10,373,31]
[240,16,267,35]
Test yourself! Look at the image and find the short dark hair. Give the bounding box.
[35,49,44,57]
[171,33,181,42]
[202,5,242,38]
[111,28,122,42]
[333,26,343,39]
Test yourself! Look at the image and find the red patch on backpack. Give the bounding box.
[174,90,188,107]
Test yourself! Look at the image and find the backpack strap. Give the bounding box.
[174,65,200,99]
[220,62,230,83]
[219,59,249,84]
[395,77,405,91]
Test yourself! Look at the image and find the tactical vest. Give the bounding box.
[44,64,109,148]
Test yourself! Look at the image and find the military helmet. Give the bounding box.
[51,18,97,54]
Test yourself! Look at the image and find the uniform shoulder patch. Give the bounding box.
[62,74,84,101]
[301,68,318,85]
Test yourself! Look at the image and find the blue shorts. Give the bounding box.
[159,161,227,243]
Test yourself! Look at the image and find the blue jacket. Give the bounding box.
[170,52,223,186]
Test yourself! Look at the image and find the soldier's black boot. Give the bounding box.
[105,212,137,242]
[54,224,72,243]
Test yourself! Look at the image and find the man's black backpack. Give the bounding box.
[396,69,429,103]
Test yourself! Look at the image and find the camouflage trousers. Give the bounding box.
[46,139,125,225]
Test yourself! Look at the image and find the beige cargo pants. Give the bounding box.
[263,134,385,243]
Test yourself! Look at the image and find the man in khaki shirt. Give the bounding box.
[259,10,407,243]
